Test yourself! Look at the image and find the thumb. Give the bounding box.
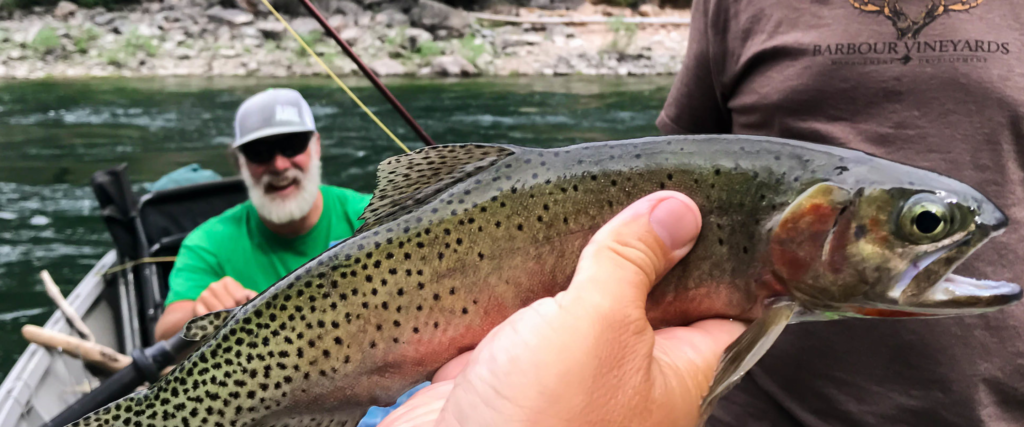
[565,191,702,313]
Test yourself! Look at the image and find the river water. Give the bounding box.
[0,75,676,379]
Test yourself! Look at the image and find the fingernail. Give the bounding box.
[650,196,700,252]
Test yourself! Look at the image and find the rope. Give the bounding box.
[259,0,412,154]
[103,256,178,276]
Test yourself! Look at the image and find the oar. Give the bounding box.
[21,325,131,373]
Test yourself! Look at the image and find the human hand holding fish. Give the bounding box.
[378,191,748,427]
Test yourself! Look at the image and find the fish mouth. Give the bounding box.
[853,223,1022,318]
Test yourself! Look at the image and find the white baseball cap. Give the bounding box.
[232,88,317,148]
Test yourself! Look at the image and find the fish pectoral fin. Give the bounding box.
[697,298,798,426]
[355,144,516,235]
[181,308,237,341]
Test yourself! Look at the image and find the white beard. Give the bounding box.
[239,154,322,225]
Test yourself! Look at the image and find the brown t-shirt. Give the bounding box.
[657,0,1024,425]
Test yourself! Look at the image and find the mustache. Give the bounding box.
[259,168,305,189]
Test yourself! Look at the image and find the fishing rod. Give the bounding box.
[296,0,436,147]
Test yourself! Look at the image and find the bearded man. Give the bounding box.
[154,88,372,341]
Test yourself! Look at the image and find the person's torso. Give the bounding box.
[220,185,367,293]
[702,1,1024,425]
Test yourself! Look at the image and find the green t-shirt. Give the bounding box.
[165,185,372,306]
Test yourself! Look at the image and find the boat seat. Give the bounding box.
[91,164,248,346]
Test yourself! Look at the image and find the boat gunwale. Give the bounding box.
[0,250,119,427]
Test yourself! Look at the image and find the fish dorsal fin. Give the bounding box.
[181,308,236,341]
[356,144,515,234]
[697,298,798,426]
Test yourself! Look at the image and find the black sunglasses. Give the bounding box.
[239,132,312,164]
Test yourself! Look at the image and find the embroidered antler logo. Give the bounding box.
[849,0,984,40]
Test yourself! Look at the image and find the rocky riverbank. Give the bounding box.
[0,0,690,79]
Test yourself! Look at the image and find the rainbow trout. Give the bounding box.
[69,135,1020,427]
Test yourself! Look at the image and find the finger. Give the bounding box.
[194,300,211,317]
[432,351,474,382]
[209,281,239,310]
[650,319,748,415]
[567,191,702,313]
[223,279,255,305]
[378,381,454,427]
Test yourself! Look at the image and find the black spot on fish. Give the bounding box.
[855,224,868,240]
[462,307,469,314]
[517,224,523,231]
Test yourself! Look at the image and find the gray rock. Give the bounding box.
[254,20,285,39]
[339,27,362,45]
[290,17,323,36]
[404,27,432,49]
[219,48,239,58]
[374,8,409,28]
[430,55,477,76]
[92,13,118,26]
[527,0,584,10]
[7,49,25,60]
[333,0,363,17]
[205,6,254,25]
[497,33,543,50]
[409,0,470,36]
[113,22,133,35]
[546,24,575,39]
[239,25,262,39]
[368,57,406,76]
[154,11,188,30]
[328,14,350,32]
[136,23,161,37]
[174,47,196,59]
[53,1,79,19]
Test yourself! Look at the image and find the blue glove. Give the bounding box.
[356,382,432,427]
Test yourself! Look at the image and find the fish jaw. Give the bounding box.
[846,211,1021,318]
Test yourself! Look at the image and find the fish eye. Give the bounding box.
[899,193,952,244]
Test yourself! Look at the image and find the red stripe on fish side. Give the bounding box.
[852,307,933,318]
[771,202,842,283]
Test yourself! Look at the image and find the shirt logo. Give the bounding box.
[810,0,1009,66]
[849,0,983,40]
[275,105,301,123]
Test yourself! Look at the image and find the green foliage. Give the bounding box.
[456,34,487,64]
[603,16,637,54]
[124,29,158,56]
[103,28,158,66]
[384,26,407,47]
[29,26,61,54]
[292,31,322,58]
[71,25,102,53]
[298,31,322,48]
[414,40,444,58]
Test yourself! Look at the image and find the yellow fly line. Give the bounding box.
[258,0,411,154]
